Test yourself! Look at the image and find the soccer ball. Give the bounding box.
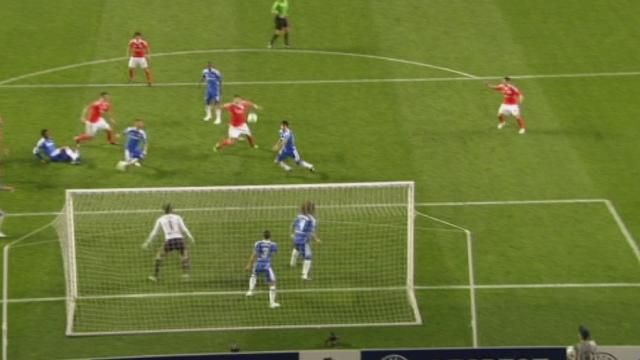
[116,161,127,171]
[247,112,258,123]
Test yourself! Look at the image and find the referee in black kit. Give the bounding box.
[268,0,291,49]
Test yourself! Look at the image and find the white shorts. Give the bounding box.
[228,124,251,139]
[85,118,111,136]
[498,104,520,117]
[128,57,148,69]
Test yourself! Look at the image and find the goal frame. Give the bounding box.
[60,181,421,336]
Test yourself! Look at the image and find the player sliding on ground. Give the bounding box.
[245,230,280,308]
[201,62,223,124]
[33,129,81,165]
[142,204,195,282]
[486,76,526,134]
[116,119,148,171]
[74,92,119,145]
[272,120,315,172]
[128,32,153,86]
[290,201,320,280]
[214,95,262,152]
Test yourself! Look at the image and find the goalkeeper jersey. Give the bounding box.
[146,214,194,243]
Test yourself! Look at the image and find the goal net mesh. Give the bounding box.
[55,182,420,335]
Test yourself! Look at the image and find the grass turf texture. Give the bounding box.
[1,0,640,358]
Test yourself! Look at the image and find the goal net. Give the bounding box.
[55,182,420,336]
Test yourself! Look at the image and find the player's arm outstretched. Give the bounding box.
[141,218,161,249]
[178,216,196,244]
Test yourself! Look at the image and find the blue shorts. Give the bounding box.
[253,263,276,283]
[294,242,312,260]
[277,148,300,163]
[205,89,221,104]
[50,151,72,162]
[125,148,144,161]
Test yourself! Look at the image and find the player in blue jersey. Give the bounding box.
[245,230,280,308]
[33,129,80,165]
[272,120,315,172]
[290,201,320,280]
[116,119,148,171]
[201,62,223,124]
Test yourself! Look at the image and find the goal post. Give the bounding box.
[55,181,421,336]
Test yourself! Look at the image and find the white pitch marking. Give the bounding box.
[3,69,640,89]
[3,198,609,218]
[414,283,640,290]
[0,48,476,86]
[3,71,640,89]
[415,211,478,348]
[604,200,640,266]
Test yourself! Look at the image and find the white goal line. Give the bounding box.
[5,282,639,304]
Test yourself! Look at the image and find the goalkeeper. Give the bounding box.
[142,204,195,281]
[289,201,320,280]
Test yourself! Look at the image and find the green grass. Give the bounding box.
[1,0,640,358]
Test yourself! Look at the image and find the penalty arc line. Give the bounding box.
[0,48,476,86]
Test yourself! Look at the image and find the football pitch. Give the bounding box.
[1,0,640,358]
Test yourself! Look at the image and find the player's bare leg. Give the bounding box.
[516,116,526,134]
[246,136,258,149]
[106,130,118,145]
[497,115,507,129]
[284,29,290,48]
[128,69,135,83]
[268,30,281,49]
[144,69,153,86]
[74,133,94,144]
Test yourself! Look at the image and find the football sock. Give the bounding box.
[290,249,299,266]
[215,108,222,121]
[249,274,257,292]
[269,285,277,305]
[74,134,93,143]
[302,260,311,278]
[516,117,526,129]
[154,258,162,277]
[205,106,212,118]
[181,258,191,273]
[270,34,279,45]
[278,162,292,172]
[298,160,314,169]
[107,130,116,143]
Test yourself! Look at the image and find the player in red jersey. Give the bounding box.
[214,95,262,152]
[487,76,526,134]
[74,92,118,145]
[128,32,153,86]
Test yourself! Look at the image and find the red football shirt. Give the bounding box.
[88,100,111,123]
[129,39,149,58]
[497,84,521,105]
[225,101,253,127]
